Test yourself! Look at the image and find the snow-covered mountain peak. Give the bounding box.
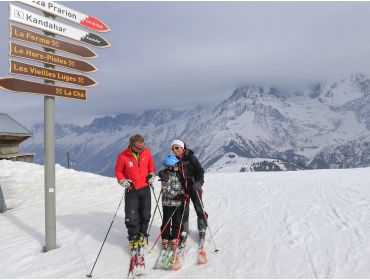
[21,74,370,176]
[306,73,370,108]
[225,85,288,106]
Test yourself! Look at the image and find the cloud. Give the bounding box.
[1,1,370,126]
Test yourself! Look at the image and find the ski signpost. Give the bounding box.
[10,24,97,58]
[0,77,86,101]
[1,1,111,252]
[9,4,110,48]
[9,42,97,72]
[18,0,110,32]
[9,60,97,87]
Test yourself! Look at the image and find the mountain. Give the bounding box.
[20,74,370,176]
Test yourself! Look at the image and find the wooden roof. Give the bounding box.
[0,113,32,137]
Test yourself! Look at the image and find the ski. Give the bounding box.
[197,238,207,265]
[127,236,147,279]
[127,248,138,279]
[154,247,171,269]
[153,245,175,270]
[136,241,146,277]
[172,238,186,270]
[197,248,207,264]
[162,249,174,270]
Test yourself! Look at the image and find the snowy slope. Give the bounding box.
[1,161,370,278]
[205,153,303,173]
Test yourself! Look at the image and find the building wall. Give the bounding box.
[0,135,32,162]
[0,142,19,154]
[0,154,33,163]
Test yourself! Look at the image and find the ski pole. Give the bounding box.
[148,204,181,254]
[147,188,163,236]
[150,184,163,219]
[196,190,219,252]
[86,192,125,278]
[172,199,187,262]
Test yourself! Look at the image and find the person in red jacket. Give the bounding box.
[115,134,156,247]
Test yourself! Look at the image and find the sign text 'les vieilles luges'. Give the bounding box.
[9,59,97,87]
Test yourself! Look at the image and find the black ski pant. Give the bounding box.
[161,203,189,241]
[124,186,151,239]
[187,189,208,233]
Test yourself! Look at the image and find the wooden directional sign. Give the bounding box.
[18,0,110,33]
[9,4,110,48]
[0,77,86,101]
[9,60,96,87]
[9,42,97,73]
[10,25,97,58]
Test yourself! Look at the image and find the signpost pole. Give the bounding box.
[3,2,110,252]
[43,12,57,252]
[0,185,8,213]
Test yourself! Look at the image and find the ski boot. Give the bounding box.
[162,239,169,250]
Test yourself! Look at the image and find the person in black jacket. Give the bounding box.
[170,139,208,242]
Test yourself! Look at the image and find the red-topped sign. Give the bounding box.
[9,4,110,48]
[18,0,110,33]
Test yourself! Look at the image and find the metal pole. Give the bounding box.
[67,152,70,169]
[150,184,162,219]
[86,192,125,278]
[0,185,8,213]
[43,12,56,252]
[196,191,219,252]
[147,189,162,236]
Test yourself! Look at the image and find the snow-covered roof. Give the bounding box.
[0,113,32,137]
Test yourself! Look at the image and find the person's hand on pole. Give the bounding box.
[146,172,156,184]
[119,179,132,191]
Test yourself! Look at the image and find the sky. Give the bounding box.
[1,1,370,127]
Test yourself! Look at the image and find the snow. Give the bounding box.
[205,153,284,173]
[1,160,370,278]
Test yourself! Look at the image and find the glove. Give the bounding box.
[119,179,132,191]
[158,170,169,183]
[146,173,155,184]
[182,193,189,203]
[192,182,202,192]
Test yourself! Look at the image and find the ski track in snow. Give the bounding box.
[1,161,370,278]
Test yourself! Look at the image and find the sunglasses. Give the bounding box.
[172,146,182,151]
[132,144,145,151]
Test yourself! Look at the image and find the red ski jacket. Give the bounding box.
[115,145,155,191]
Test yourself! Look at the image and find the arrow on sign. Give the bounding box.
[18,0,110,32]
[0,77,86,101]
[9,60,97,87]
[9,4,110,48]
[10,25,97,58]
[9,42,97,73]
